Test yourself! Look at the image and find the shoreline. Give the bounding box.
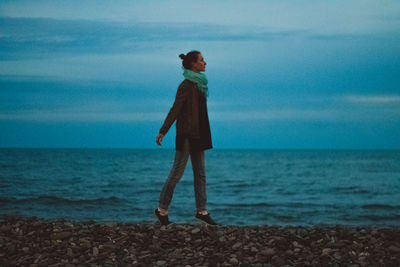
[1,215,399,266]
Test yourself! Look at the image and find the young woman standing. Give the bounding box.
[155,51,218,226]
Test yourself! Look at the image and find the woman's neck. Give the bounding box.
[190,68,201,73]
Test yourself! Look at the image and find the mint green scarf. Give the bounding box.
[183,68,209,98]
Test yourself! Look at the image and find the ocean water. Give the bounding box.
[1,148,399,227]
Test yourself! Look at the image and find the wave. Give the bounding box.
[220,202,339,209]
[360,214,400,221]
[273,214,296,221]
[362,204,400,210]
[0,195,125,206]
[224,202,275,207]
[333,186,371,194]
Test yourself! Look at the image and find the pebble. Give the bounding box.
[388,245,400,253]
[191,228,200,234]
[334,251,342,260]
[285,249,294,255]
[232,242,242,250]
[50,231,71,240]
[292,241,303,248]
[322,248,333,255]
[229,257,239,264]
[260,248,275,256]
[0,215,399,266]
[67,248,73,257]
[93,247,99,256]
[156,260,167,266]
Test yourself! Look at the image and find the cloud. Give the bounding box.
[4,15,397,61]
[212,109,343,121]
[0,110,165,122]
[1,0,399,34]
[0,17,306,60]
[2,105,399,123]
[307,33,380,41]
[341,94,400,104]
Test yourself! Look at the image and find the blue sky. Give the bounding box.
[1,0,399,149]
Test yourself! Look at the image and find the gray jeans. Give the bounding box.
[158,138,207,212]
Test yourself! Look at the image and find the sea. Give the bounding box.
[1,148,399,227]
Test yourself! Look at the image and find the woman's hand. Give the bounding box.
[156,133,164,146]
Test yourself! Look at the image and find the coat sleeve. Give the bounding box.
[159,82,190,135]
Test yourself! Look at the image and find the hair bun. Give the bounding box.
[179,54,185,60]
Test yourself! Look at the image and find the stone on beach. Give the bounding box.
[0,215,399,266]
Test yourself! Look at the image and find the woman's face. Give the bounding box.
[191,53,206,73]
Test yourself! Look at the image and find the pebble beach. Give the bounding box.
[1,215,399,266]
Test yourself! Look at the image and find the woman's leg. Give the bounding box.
[158,138,190,213]
[190,149,207,214]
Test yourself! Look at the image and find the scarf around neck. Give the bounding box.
[183,68,208,98]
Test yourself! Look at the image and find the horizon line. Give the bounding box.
[1,146,398,151]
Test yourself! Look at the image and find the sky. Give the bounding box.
[0,0,399,149]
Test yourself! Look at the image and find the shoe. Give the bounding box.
[154,208,172,226]
[195,211,219,226]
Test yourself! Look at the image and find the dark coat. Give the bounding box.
[159,79,201,138]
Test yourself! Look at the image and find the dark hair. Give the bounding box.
[179,51,200,70]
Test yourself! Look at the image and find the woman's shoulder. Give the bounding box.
[180,79,196,88]
[177,79,196,94]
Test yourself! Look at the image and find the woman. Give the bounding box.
[154,51,218,226]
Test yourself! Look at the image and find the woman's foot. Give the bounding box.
[154,208,172,226]
[195,211,218,226]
